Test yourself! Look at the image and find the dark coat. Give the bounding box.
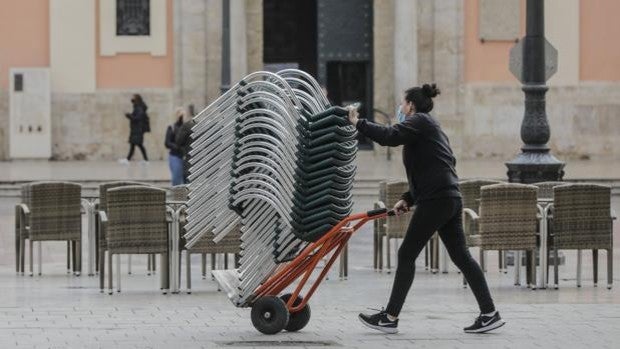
[126,103,147,144]
[175,119,196,181]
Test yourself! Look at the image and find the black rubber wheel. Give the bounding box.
[280,293,311,332]
[251,296,290,335]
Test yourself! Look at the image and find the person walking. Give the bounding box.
[350,84,504,334]
[120,94,149,164]
[165,107,185,185]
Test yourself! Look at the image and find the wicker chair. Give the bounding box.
[169,185,242,294]
[97,181,152,291]
[459,179,503,273]
[549,184,614,289]
[465,183,540,289]
[15,181,82,276]
[533,181,566,199]
[98,186,170,294]
[374,181,419,273]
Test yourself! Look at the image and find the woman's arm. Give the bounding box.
[348,108,422,146]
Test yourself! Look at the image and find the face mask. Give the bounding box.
[396,105,407,123]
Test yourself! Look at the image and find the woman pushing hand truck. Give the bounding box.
[349,83,505,334]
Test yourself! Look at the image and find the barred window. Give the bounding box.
[116,0,150,36]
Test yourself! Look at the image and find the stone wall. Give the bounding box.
[49,89,174,160]
[0,89,8,159]
[460,83,620,159]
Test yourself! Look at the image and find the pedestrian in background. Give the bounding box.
[175,105,196,184]
[165,107,185,185]
[119,94,149,164]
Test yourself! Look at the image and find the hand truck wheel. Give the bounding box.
[251,296,290,335]
[280,293,311,332]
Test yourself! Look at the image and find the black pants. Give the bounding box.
[385,197,495,316]
[127,143,148,161]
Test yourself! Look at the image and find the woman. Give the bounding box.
[120,94,149,164]
[165,107,185,185]
[350,84,504,334]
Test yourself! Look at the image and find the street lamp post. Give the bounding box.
[505,0,565,183]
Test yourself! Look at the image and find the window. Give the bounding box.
[116,0,150,36]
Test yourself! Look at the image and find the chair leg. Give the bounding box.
[147,254,152,276]
[76,241,81,276]
[67,241,71,274]
[607,248,613,290]
[479,249,486,273]
[373,230,378,270]
[386,237,391,274]
[108,252,113,295]
[554,246,559,289]
[425,243,429,270]
[116,254,121,293]
[186,251,192,294]
[38,241,42,276]
[201,253,206,279]
[577,249,582,287]
[378,234,383,272]
[224,253,229,269]
[211,254,216,280]
[514,251,521,286]
[345,243,349,279]
[29,240,34,277]
[15,219,20,273]
[152,254,157,274]
[99,248,105,293]
[128,255,132,275]
[593,249,599,287]
[498,250,503,273]
[530,250,537,290]
[162,252,169,294]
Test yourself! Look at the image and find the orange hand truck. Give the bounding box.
[248,207,396,334]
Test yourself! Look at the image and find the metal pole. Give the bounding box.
[506,0,564,183]
[220,0,231,95]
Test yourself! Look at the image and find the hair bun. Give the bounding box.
[422,83,440,98]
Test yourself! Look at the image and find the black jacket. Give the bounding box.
[356,113,461,205]
[165,119,183,157]
[175,119,196,180]
[126,103,147,144]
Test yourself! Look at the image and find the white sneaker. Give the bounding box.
[140,160,149,165]
[118,158,129,165]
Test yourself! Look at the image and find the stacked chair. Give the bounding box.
[184,69,357,307]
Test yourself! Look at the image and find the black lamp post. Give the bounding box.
[505,0,564,183]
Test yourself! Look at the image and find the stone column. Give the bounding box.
[393,0,418,105]
[174,0,208,110]
[245,0,263,73]
[205,0,223,104]
[373,0,395,125]
[430,0,465,156]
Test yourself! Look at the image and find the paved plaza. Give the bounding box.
[0,155,619,348]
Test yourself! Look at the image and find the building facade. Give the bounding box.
[0,0,619,161]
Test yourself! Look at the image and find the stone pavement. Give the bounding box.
[1,152,619,183]
[1,155,619,348]
[1,192,619,348]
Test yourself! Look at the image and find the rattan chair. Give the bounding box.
[98,185,170,294]
[15,181,82,276]
[169,185,242,294]
[548,183,614,289]
[97,181,153,291]
[534,181,566,199]
[459,179,503,273]
[374,181,421,273]
[465,183,541,289]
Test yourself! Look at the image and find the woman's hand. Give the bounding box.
[393,199,410,216]
[347,107,359,125]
